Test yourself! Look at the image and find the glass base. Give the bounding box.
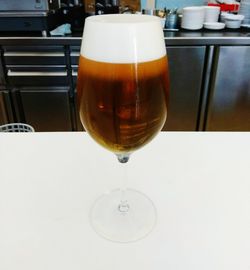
[90,189,157,243]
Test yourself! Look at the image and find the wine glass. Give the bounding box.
[77,14,169,242]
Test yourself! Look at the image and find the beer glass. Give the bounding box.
[78,14,169,242]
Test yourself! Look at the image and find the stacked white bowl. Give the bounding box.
[181,6,223,30]
[239,0,250,25]
[181,7,205,30]
[203,6,225,30]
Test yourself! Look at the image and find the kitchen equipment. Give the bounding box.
[85,0,140,16]
[142,9,165,16]
[0,0,61,11]
[0,0,64,36]
[95,0,120,15]
[181,6,205,30]
[61,3,86,32]
[204,6,220,22]
[165,8,179,30]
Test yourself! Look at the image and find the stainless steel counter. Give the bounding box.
[164,30,250,45]
[0,30,250,45]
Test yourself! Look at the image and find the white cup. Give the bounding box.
[204,6,220,22]
[181,6,205,30]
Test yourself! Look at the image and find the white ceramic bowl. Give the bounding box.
[225,19,242,28]
[181,6,205,30]
[204,22,225,30]
[224,14,244,29]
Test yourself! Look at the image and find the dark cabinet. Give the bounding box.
[0,89,13,125]
[205,46,250,131]
[0,58,5,86]
[163,46,206,131]
[3,46,66,65]
[3,45,69,86]
[12,87,73,131]
[7,67,68,86]
[1,45,75,131]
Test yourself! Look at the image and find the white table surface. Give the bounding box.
[0,132,249,270]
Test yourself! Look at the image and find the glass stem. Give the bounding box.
[116,153,130,214]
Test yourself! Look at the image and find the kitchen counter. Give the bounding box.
[0,29,250,45]
[0,132,249,270]
[164,29,250,45]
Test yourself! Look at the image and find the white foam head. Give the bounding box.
[81,14,166,63]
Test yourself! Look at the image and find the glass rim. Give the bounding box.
[85,14,161,25]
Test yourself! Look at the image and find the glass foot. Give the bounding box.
[89,189,157,243]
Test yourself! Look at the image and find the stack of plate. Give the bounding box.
[239,0,250,26]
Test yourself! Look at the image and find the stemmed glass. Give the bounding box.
[77,14,169,242]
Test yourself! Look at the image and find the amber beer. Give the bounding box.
[77,14,169,154]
